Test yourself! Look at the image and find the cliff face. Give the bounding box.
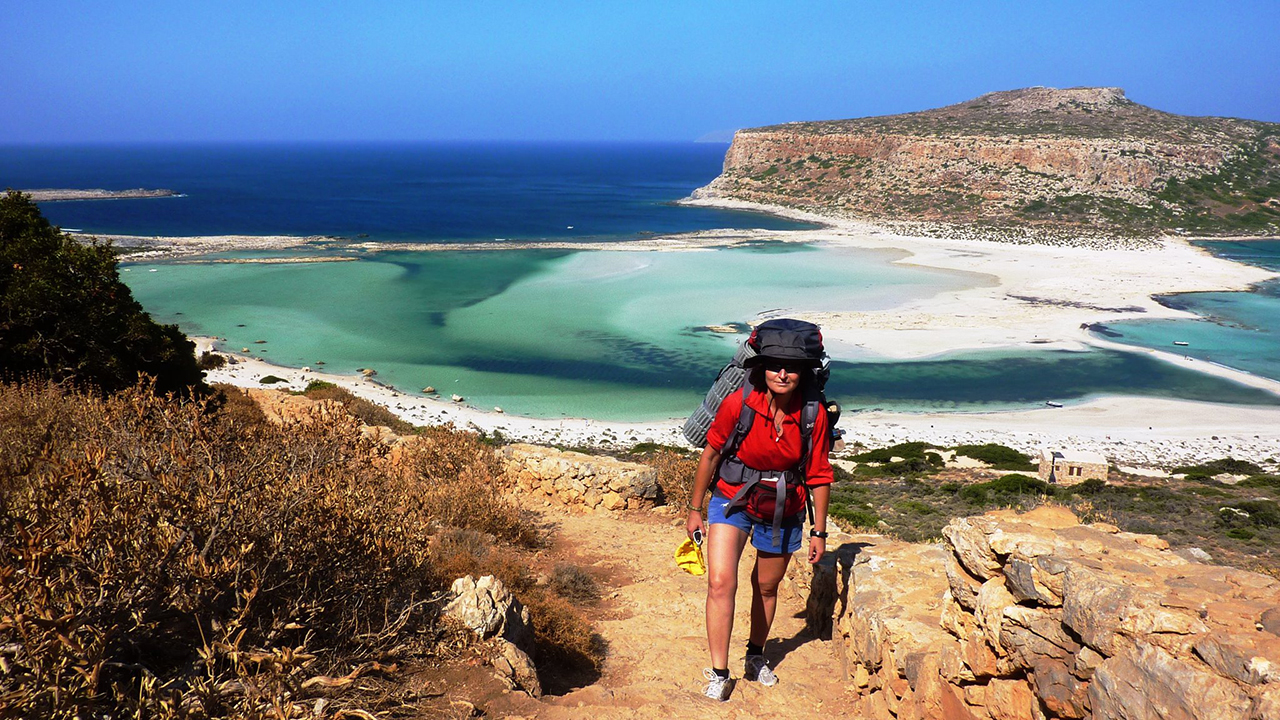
[697,87,1280,235]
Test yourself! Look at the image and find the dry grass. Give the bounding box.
[0,378,557,718]
[300,381,415,434]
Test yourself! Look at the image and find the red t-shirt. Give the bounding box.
[706,388,834,500]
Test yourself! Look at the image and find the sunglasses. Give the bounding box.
[762,360,807,374]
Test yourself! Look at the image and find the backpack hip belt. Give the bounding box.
[719,456,802,547]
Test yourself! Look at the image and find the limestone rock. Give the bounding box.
[834,508,1280,720]
[947,551,985,611]
[985,677,1035,720]
[442,575,534,655]
[1194,631,1280,685]
[942,516,1003,580]
[491,639,541,697]
[974,578,1016,651]
[1004,554,1065,606]
[1090,642,1253,720]
[1029,659,1090,719]
[497,444,659,512]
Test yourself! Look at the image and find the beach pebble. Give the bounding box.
[495,406,504,413]
[452,394,464,403]
[423,386,436,394]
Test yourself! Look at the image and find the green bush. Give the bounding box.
[259,374,288,384]
[1225,527,1256,541]
[854,455,938,477]
[0,191,207,397]
[952,443,1037,470]
[830,506,881,529]
[1223,500,1280,528]
[1174,458,1264,477]
[196,351,226,370]
[894,500,936,516]
[1239,474,1280,490]
[1070,478,1108,496]
[850,441,941,463]
[961,474,1057,505]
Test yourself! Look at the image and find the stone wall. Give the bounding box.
[498,444,660,512]
[819,506,1279,719]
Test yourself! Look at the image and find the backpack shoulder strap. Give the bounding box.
[720,383,755,460]
[797,395,823,526]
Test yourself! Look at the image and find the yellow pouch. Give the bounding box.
[674,537,706,576]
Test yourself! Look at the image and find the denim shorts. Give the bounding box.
[707,494,803,555]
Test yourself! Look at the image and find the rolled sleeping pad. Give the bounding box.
[682,340,757,447]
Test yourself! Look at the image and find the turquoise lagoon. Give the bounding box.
[123,244,1280,420]
[1096,240,1280,383]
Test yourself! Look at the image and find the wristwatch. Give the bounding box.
[809,529,828,539]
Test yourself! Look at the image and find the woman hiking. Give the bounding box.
[685,319,833,702]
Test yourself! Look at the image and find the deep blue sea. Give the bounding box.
[2,142,811,240]
[5,142,1278,418]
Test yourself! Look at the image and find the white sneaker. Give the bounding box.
[702,668,732,701]
[744,655,778,686]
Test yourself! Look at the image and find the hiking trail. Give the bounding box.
[491,504,862,719]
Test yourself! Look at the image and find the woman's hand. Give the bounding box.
[808,536,826,564]
[686,509,705,543]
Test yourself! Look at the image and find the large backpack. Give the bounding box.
[682,319,843,544]
[683,319,841,453]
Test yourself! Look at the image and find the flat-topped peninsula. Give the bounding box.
[695,86,1280,237]
[24,188,179,201]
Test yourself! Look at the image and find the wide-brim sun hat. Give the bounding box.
[741,318,824,368]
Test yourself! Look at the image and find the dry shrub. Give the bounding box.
[301,381,415,434]
[630,448,699,509]
[212,383,269,430]
[549,564,601,605]
[0,379,515,718]
[519,591,605,692]
[406,425,540,548]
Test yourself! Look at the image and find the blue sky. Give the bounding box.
[2,1,1277,143]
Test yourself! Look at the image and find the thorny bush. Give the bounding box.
[0,379,540,718]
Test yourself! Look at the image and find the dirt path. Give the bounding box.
[492,505,861,719]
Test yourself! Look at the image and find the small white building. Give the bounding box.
[1039,449,1108,486]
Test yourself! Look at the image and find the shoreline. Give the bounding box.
[197,340,1280,467]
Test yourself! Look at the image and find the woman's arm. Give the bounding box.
[687,444,721,541]
[807,483,830,564]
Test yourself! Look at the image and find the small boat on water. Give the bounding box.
[1173,341,1189,347]
[1045,401,1064,408]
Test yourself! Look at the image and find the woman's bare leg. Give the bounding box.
[705,522,749,669]
[748,550,793,647]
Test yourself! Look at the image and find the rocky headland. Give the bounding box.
[24,188,180,201]
[694,87,1280,238]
